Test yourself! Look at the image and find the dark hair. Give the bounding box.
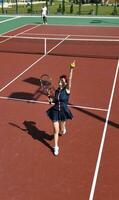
[59,75,68,84]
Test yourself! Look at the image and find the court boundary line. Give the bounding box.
[0,24,38,36]
[27,23,119,28]
[0,16,21,24]
[0,55,46,93]
[22,32,119,39]
[41,23,119,28]
[1,34,119,42]
[0,24,44,93]
[35,23,119,28]
[89,59,119,200]
[1,15,119,19]
[0,25,41,44]
[0,96,108,112]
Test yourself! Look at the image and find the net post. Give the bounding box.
[44,38,47,55]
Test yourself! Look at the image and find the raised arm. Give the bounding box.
[67,60,75,93]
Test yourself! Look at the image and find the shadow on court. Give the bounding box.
[72,106,119,129]
[9,75,54,101]
[9,87,49,101]
[9,92,34,100]
[23,77,41,86]
[9,121,54,151]
[9,76,42,100]
[90,20,119,25]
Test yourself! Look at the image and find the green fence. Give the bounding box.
[0,0,119,15]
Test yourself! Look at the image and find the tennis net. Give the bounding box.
[0,35,119,59]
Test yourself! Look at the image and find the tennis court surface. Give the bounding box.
[0,24,119,200]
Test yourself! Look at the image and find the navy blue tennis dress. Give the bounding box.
[47,87,73,122]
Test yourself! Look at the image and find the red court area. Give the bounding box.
[0,25,119,200]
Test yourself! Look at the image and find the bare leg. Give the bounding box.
[53,121,59,147]
[53,121,60,155]
[59,121,66,135]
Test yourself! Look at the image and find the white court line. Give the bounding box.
[0,24,43,92]
[46,35,70,55]
[1,35,119,42]
[0,35,70,93]
[0,96,108,112]
[89,59,119,200]
[0,55,46,93]
[70,104,107,112]
[2,15,119,19]
[22,33,70,36]
[0,16,21,24]
[23,32,119,39]
[0,24,41,44]
[0,24,36,36]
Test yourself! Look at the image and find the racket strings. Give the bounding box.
[33,74,55,100]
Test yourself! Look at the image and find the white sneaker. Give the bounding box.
[54,146,59,156]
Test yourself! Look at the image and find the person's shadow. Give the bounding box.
[9,121,54,152]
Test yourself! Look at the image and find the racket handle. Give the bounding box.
[48,97,54,104]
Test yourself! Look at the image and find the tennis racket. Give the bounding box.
[39,74,56,98]
[39,74,52,95]
[40,74,52,86]
[33,74,53,100]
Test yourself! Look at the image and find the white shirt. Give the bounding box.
[42,6,47,17]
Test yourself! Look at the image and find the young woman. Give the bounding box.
[47,61,75,156]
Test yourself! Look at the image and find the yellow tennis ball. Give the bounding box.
[70,61,75,68]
